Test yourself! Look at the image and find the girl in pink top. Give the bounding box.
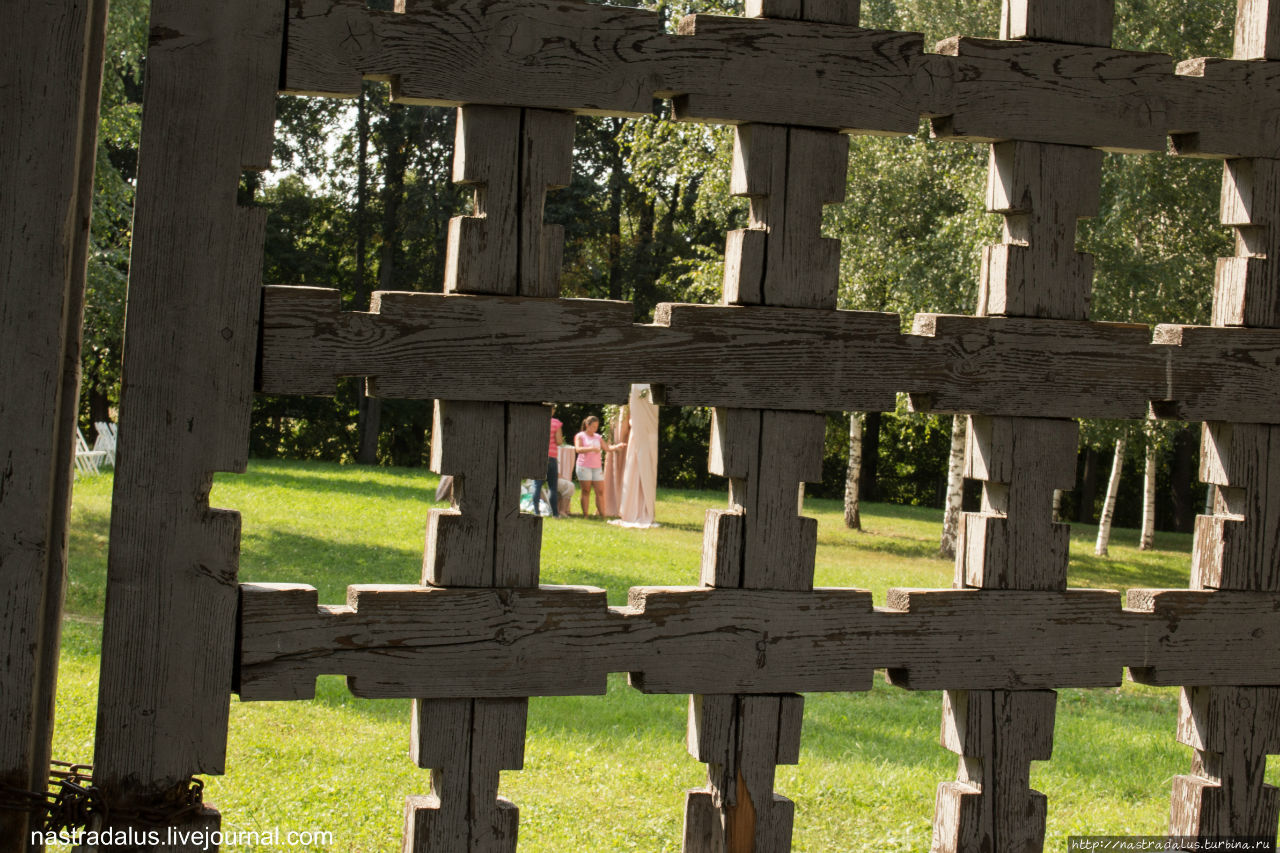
[574,415,622,518]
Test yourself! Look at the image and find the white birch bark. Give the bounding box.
[1139,437,1157,550]
[844,412,863,530]
[1095,435,1127,557]
[939,415,967,559]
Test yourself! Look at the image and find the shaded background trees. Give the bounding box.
[82,0,1236,537]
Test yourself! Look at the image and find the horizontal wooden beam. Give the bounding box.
[258,287,1280,423]
[236,583,1280,699]
[287,0,1280,157]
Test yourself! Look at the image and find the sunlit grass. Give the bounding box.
[56,461,1227,851]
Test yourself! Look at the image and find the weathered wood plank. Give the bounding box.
[239,584,1280,698]
[287,0,923,134]
[1213,158,1280,328]
[931,37,1171,153]
[0,0,108,846]
[934,689,1056,853]
[1170,686,1280,840]
[723,124,848,309]
[1235,0,1280,59]
[980,141,1102,321]
[92,0,282,832]
[909,314,1160,419]
[1151,324,1280,423]
[1171,58,1280,160]
[1127,589,1280,685]
[1000,0,1113,46]
[444,106,574,297]
[1191,422,1280,592]
[958,416,1078,590]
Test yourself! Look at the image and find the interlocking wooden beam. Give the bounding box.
[260,286,1280,424]
[286,0,1280,158]
[236,583,1280,699]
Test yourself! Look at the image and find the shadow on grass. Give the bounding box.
[233,465,441,505]
[1068,552,1189,590]
[822,534,940,561]
[238,528,423,601]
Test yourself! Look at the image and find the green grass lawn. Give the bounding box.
[56,460,1241,851]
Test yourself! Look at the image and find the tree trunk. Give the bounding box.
[352,86,377,464]
[1052,489,1063,524]
[844,412,863,530]
[606,118,624,301]
[1139,435,1157,550]
[861,410,881,502]
[938,415,967,559]
[1076,446,1099,523]
[1170,426,1197,532]
[1095,435,1127,557]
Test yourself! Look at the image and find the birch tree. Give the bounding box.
[1096,432,1128,557]
[844,412,863,530]
[938,415,967,558]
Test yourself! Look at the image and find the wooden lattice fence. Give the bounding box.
[6,0,1280,850]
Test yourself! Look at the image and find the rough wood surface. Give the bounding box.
[1171,58,1280,160]
[1235,0,1280,59]
[958,417,1077,590]
[237,583,1280,698]
[405,697,525,852]
[979,142,1102,321]
[701,409,825,590]
[722,124,848,309]
[1000,0,1113,47]
[1191,422,1280,592]
[1170,686,1280,840]
[91,0,281,832]
[0,0,108,846]
[266,289,1280,424]
[931,37,1171,153]
[426,401,545,588]
[444,105,573,297]
[283,0,1280,158]
[287,0,923,134]
[934,689,1056,853]
[908,314,1160,419]
[1213,158,1280,328]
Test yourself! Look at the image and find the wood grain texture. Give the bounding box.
[426,401,544,588]
[284,0,1280,157]
[0,0,107,846]
[980,141,1102,321]
[748,0,859,25]
[702,409,825,590]
[238,583,1280,698]
[1170,58,1280,160]
[287,0,923,134]
[405,697,525,853]
[91,0,281,828]
[722,124,848,310]
[444,106,573,297]
[1213,158,1280,328]
[1170,686,1280,840]
[958,416,1077,590]
[1151,324,1280,423]
[1000,0,1113,46]
[931,37,1171,153]
[908,314,1160,420]
[933,689,1056,853]
[1191,422,1280,592]
[1235,0,1280,59]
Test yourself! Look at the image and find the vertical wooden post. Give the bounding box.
[932,5,1110,851]
[90,0,283,845]
[402,104,575,853]
[1172,3,1280,840]
[686,9,851,848]
[0,0,108,848]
